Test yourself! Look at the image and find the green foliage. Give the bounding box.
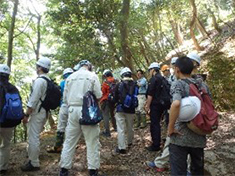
[206,51,235,111]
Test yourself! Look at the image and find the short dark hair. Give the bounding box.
[175,56,194,75]
[104,71,113,77]
[137,69,144,74]
[37,65,49,73]
[122,72,132,78]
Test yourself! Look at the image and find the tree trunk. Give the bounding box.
[7,0,19,68]
[207,7,221,33]
[167,11,184,45]
[189,0,203,51]
[196,18,209,38]
[35,15,41,61]
[119,0,133,71]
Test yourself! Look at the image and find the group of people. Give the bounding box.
[0,51,211,176]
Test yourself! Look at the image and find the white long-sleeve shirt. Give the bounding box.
[63,67,102,106]
[27,74,49,112]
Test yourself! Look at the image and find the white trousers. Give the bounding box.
[57,104,69,132]
[27,109,47,167]
[60,106,100,170]
[115,112,135,150]
[136,95,146,114]
[0,127,14,170]
[154,136,170,168]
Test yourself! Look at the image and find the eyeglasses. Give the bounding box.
[163,69,170,72]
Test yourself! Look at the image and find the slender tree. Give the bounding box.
[7,0,19,68]
[189,0,203,51]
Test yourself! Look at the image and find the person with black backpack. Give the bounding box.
[145,62,171,152]
[112,67,138,154]
[100,69,117,137]
[21,57,55,172]
[0,64,23,174]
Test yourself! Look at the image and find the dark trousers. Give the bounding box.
[101,101,116,133]
[163,110,169,127]
[169,144,204,176]
[110,102,116,130]
[150,104,165,148]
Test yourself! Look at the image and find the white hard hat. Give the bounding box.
[103,69,111,76]
[187,52,201,65]
[120,67,132,76]
[36,57,51,69]
[63,68,73,76]
[148,62,160,70]
[178,96,201,122]
[171,57,178,64]
[73,64,80,71]
[75,60,92,71]
[0,64,10,74]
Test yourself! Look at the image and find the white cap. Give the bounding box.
[0,64,10,74]
[103,69,111,75]
[187,52,201,65]
[120,67,132,76]
[178,96,201,122]
[148,62,160,70]
[63,68,73,76]
[171,57,178,64]
[36,57,51,69]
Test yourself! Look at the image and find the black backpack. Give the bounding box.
[80,91,103,125]
[106,80,117,103]
[157,76,172,110]
[119,81,138,109]
[39,77,62,112]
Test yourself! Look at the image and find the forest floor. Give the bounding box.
[4,19,235,176]
[4,112,235,176]
[5,111,235,176]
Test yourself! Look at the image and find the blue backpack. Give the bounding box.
[0,92,23,123]
[119,81,138,108]
[80,91,103,125]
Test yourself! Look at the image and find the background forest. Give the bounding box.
[0,0,235,142]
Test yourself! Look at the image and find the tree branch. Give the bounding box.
[13,16,33,38]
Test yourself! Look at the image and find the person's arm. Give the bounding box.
[168,100,182,136]
[23,78,45,124]
[145,95,152,114]
[167,80,184,136]
[22,107,33,124]
[144,77,156,113]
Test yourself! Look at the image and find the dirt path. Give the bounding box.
[5,112,235,176]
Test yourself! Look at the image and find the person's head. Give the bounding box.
[174,56,194,79]
[103,69,113,78]
[36,57,51,75]
[170,57,178,75]
[77,60,92,71]
[187,52,201,74]
[171,57,178,66]
[161,64,170,77]
[0,64,10,82]
[63,68,73,79]
[136,69,144,79]
[148,62,160,77]
[120,67,132,78]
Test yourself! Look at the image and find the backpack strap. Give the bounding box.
[37,76,50,113]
